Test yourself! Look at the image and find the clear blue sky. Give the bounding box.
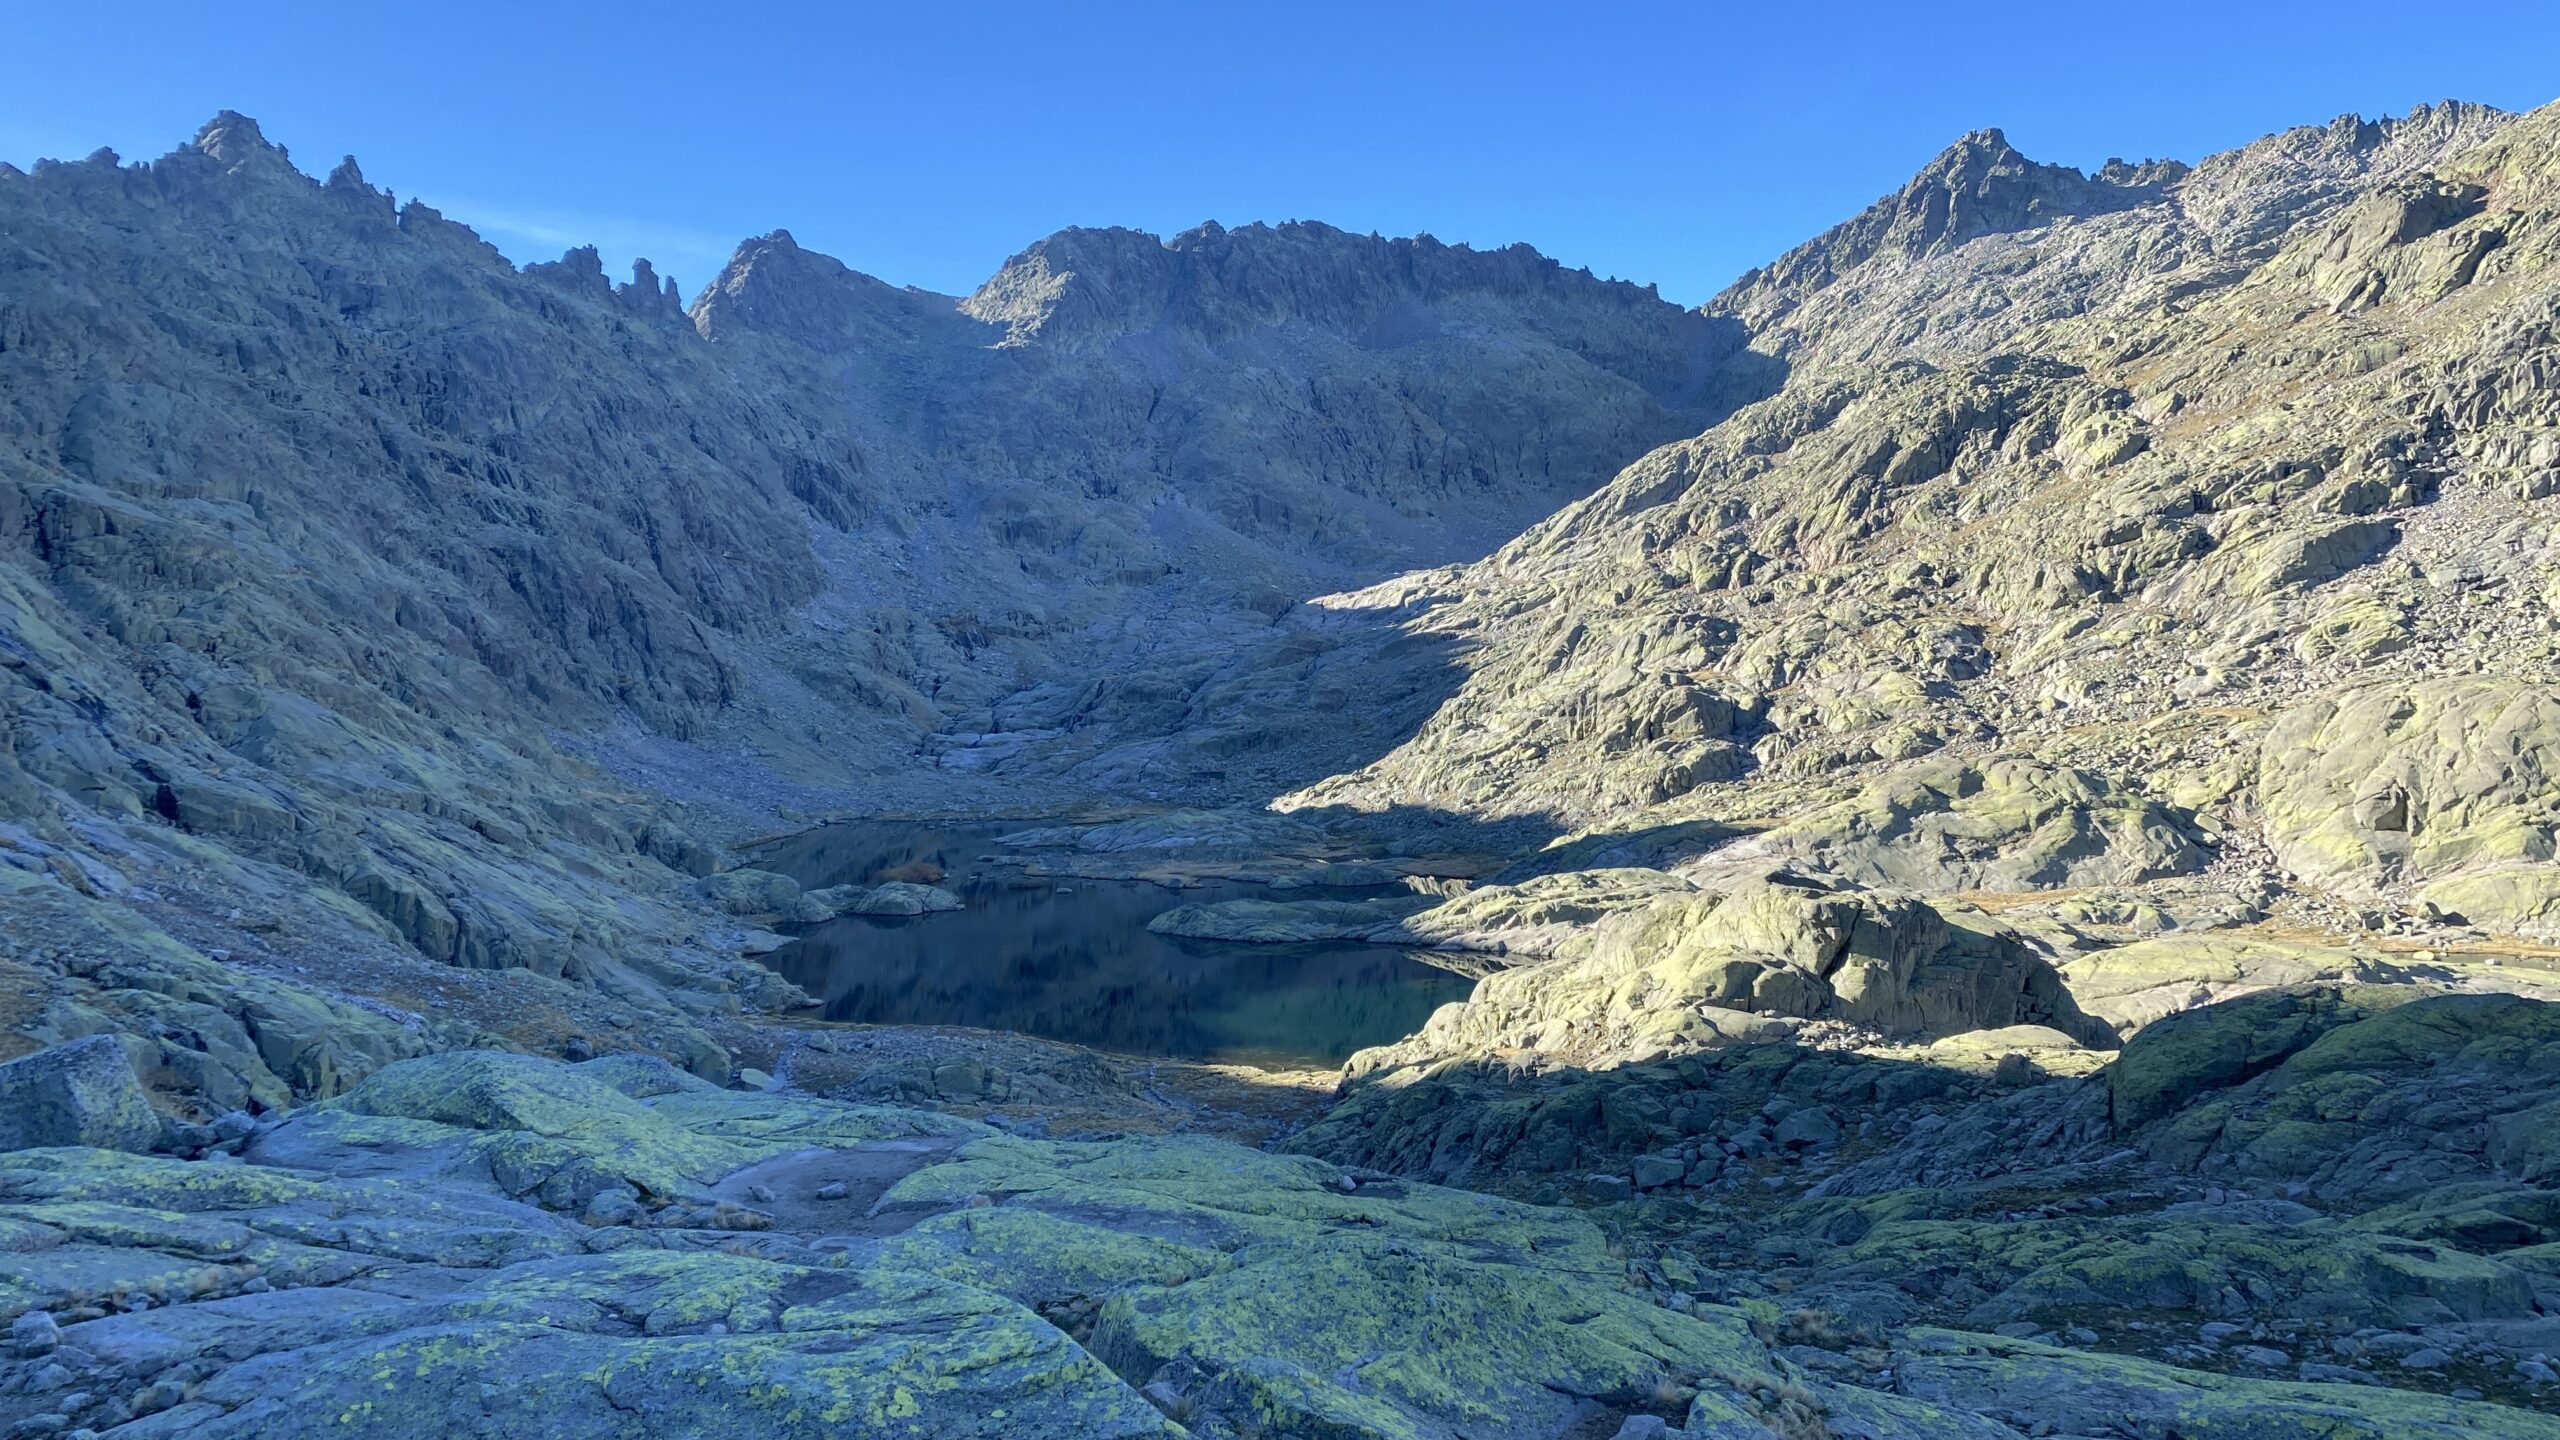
[11,2,2558,306]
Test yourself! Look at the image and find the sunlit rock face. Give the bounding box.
[1270,101,2560,930]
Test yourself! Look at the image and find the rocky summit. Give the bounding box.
[1,98,2558,1438]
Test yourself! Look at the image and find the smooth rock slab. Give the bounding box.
[172,1259,1176,1439]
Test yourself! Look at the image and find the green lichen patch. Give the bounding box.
[882,1134,1613,1273]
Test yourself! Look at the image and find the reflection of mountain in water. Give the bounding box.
[752,823,1473,1068]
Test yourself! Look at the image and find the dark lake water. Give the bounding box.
[748,821,1476,1069]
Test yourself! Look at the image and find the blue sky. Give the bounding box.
[11,2,2559,306]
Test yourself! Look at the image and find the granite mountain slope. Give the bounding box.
[4,97,2560,1440]
[0,112,1746,1103]
[1255,100,2560,948]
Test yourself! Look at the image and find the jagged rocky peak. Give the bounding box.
[1731,125,2179,306]
[1893,126,2184,242]
[618,256,683,317]
[691,228,826,339]
[1703,102,2527,362]
[2202,100,2515,192]
[526,243,612,293]
[191,109,286,166]
[323,154,396,225]
[2305,98,2512,162]
[690,227,976,349]
[959,224,1171,342]
[394,196,509,266]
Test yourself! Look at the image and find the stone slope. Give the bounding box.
[1267,100,2560,952]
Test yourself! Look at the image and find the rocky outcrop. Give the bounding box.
[0,1052,1898,1437]
[1340,871,2108,1076]
[1720,755,2211,891]
[692,869,811,919]
[1295,987,2560,1421]
[1717,127,2182,338]
[813,881,965,917]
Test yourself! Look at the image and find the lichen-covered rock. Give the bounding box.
[856,1133,1811,1438]
[1093,1240,1777,1440]
[180,1257,1179,1440]
[1346,871,2106,1075]
[2105,984,2399,1131]
[1726,756,2212,891]
[0,1036,163,1154]
[1842,1209,2538,1330]
[2059,935,2408,1034]
[7,1047,2557,1436]
[2141,991,2560,1196]
[0,1055,1845,1439]
[2259,681,2560,932]
[1294,1040,1981,1188]
[0,865,443,1115]
[255,1051,983,1210]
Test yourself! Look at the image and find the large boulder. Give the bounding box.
[1348,871,2107,1074]
[2059,935,2404,1035]
[690,868,808,918]
[802,881,967,918]
[0,1035,163,1153]
[839,882,965,917]
[254,1050,981,1211]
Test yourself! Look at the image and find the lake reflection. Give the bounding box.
[749,821,1475,1069]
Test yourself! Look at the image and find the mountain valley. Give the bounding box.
[1,99,2559,1438]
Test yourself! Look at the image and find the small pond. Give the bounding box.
[749,821,1477,1069]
